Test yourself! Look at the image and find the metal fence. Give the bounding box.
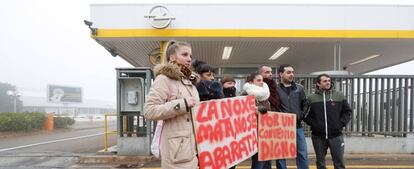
[223,75,414,137]
[297,75,414,137]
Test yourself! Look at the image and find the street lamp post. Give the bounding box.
[7,90,22,113]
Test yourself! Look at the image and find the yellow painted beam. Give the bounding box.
[95,29,414,39]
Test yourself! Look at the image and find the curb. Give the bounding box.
[79,155,156,164]
[308,153,414,161]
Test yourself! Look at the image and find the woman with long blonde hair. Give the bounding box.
[144,40,200,169]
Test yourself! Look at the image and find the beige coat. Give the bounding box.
[144,63,200,169]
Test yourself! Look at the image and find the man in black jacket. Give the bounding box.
[276,64,309,169]
[305,74,351,169]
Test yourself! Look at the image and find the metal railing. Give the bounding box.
[219,75,414,137]
[297,75,414,137]
[104,113,117,152]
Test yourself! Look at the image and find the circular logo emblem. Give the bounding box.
[144,5,175,29]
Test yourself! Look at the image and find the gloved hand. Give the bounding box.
[258,105,268,114]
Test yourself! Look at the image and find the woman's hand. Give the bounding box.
[186,97,197,108]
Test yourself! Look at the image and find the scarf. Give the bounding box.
[242,83,270,101]
[170,61,192,79]
[263,78,281,111]
[223,87,236,98]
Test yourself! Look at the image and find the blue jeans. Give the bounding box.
[274,128,309,169]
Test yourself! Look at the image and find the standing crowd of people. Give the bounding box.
[144,40,352,169]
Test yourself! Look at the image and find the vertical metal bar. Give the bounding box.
[345,78,350,131]
[368,78,373,133]
[404,78,409,134]
[127,116,133,137]
[398,78,403,133]
[357,78,361,133]
[334,44,337,70]
[310,77,314,95]
[380,78,385,133]
[338,44,342,71]
[307,78,312,96]
[350,78,355,132]
[392,78,397,134]
[411,78,414,132]
[386,78,391,133]
[146,69,153,148]
[123,116,127,136]
[305,78,308,95]
[374,78,379,132]
[339,78,343,92]
[362,78,367,135]
[136,115,140,137]
[104,113,108,151]
[117,70,123,137]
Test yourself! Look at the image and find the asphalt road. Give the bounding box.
[0,122,117,169]
[1,121,413,169]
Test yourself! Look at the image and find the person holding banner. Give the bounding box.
[242,72,272,169]
[221,76,238,169]
[259,65,280,111]
[276,64,310,169]
[258,65,286,169]
[144,40,200,169]
[192,59,224,101]
[305,74,351,169]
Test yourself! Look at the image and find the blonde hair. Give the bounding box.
[163,40,191,62]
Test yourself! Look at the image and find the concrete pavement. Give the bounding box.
[72,153,414,169]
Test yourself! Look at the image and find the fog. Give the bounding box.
[1,0,413,109]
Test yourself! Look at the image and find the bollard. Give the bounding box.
[43,113,54,131]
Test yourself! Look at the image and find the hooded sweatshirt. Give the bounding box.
[305,88,352,139]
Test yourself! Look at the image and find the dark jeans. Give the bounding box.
[311,134,345,169]
[276,127,309,169]
[251,153,272,169]
[274,159,287,169]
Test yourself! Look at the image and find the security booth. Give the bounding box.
[116,67,153,155]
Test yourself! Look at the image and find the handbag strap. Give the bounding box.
[166,78,173,102]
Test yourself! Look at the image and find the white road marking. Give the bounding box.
[0,133,104,152]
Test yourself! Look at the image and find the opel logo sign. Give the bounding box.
[144,5,175,29]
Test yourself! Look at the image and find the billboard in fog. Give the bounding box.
[47,85,82,103]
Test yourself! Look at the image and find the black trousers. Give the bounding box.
[311,135,345,169]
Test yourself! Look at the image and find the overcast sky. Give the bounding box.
[1,0,413,108]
